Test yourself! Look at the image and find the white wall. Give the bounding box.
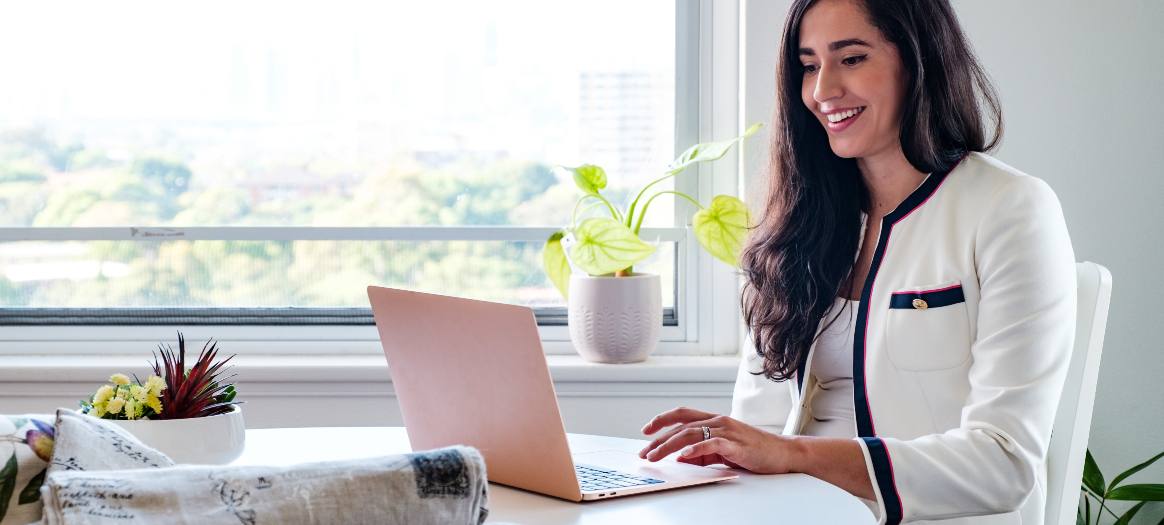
[952,0,1164,492]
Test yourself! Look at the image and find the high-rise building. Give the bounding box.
[578,71,674,186]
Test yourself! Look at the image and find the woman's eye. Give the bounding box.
[841,55,867,66]
[802,64,819,74]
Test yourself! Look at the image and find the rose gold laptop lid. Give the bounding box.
[367,285,583,501]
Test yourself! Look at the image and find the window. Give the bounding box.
[0,0,744,356]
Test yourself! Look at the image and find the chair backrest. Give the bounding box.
[1045,262,1113,525]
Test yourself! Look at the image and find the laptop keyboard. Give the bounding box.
[575,464,664,492]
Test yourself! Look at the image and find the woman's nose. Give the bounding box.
[813,64,844,104]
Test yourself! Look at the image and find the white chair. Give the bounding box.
[1045,262,1113,525]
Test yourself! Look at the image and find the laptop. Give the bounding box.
[367,285,738,501]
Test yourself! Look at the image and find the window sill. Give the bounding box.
[0,354,741,437]
[0,354,741,384]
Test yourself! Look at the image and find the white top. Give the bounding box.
[801,297,858,439]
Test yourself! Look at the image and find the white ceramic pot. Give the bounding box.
[568,272,662,363]
[108,405,246,465]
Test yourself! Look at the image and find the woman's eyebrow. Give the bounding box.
[828,38,872,51]
[798,38,873,57]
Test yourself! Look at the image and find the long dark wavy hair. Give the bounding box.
[741,0,1002,381]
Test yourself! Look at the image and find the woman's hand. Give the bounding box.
[637,407,796,474]
[638,407,877,500]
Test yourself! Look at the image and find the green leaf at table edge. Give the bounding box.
[667,123,762,175]
[692,195,751,268]
[0,453,17,520]
[568,218,656,276]
[1113,501,1146,525]
[17,467,45,505]
[1083,449,1106,496]
[1106,483,1164,501]
[1108,449,1164,492]
[543,231,571,299]
[558,164,608,194]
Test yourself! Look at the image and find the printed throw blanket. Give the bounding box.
[0,414,56,525]
[39,409,489,525]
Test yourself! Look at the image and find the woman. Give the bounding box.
[637,0,1076,524]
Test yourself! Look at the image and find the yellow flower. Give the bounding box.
[106,397,125,414]
[125,400,142,420]
[145,375,167,397]
[130,384,148,402]
[116,387,130,400]
[90,405,107,418]
[110,373,130,386]
[93,385,115,404]
[146,393,163,414]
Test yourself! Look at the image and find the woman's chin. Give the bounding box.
[826,139,864,159]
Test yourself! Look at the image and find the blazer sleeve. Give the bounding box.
[730,334,795,434]
[858,176,1077,523]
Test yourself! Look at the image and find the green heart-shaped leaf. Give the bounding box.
[668,123,761,175]
[543,231,572,299]
[559,164,608,194]
[569,218,656,276]
[692,195,752,267]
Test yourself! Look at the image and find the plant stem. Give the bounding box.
[590,193,623,222]
[616,268,632,277]
[633,191,703,235]
[572,200,607,228]
[572,194,620,228]
[625,169,684,228]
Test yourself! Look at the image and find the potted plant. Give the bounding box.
[78,332,245,464]
[544,124,760,363]
[1078,447,1164,524]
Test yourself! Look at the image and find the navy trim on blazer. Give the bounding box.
[851,154,965,523]
[863,438,904,525]
[889,285,965,309]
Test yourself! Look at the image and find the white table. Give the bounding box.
[234,427,875,524]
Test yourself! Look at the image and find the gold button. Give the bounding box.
[912,298,928,310]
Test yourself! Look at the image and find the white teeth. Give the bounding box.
[827,107,863,123]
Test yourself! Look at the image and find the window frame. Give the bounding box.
[0,0,749,357]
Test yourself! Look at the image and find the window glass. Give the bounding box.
[0,239,676,311]
[0,1,676,229]
[0,1,678,312]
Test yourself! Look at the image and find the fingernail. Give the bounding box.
[681,447,694,457]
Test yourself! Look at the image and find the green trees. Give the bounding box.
[0,131,610,308]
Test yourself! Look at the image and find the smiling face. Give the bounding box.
[799,0,908,161]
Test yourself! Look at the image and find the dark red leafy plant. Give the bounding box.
[151,332,240,419]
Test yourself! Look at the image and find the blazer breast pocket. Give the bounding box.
[886,280,972,371]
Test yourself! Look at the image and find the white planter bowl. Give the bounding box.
[107,405,246,465]
[568,272,662,363]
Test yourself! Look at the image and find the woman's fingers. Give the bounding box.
[643,426,721,461]
[638,419,711,459]
[679,437,736,462]
[640,407,718,435]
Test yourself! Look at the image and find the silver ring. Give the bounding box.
[701,426,711,441]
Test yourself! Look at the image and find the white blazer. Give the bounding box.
[731,152,1077,525]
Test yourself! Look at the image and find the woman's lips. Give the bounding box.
[825,106,865,132]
